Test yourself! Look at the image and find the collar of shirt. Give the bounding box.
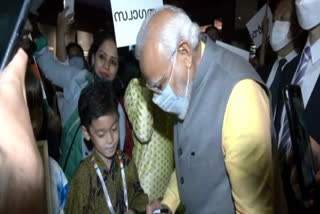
[284,50,298,63]
[193,35,217,92]
[307,36,320,64]
[275,50,298,66]
[266,50,298,87]
[291,36,320,107]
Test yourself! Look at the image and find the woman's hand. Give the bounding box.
[57,7,74,35]
[56,7,74,62]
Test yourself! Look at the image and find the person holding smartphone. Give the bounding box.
[285,0,320,211]
[278,0,320,165]
[265,0,306,153]
[56,8,88,70]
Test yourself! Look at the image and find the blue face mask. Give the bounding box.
[69,56,85,69]
[152,52,191,120]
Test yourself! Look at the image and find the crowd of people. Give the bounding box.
[1,0,320,213]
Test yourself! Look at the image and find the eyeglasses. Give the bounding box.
[145,49,177,94]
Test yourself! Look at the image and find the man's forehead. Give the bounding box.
[140,39,168,84]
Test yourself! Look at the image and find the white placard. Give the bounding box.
[216,40,250,61]
[246,4,273,48]
[110,0,163,47]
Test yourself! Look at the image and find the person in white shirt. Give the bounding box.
[289,0,320,211]
[266,0,306,149]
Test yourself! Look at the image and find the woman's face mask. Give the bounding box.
[295,0,320,30]
[270,20,293,52]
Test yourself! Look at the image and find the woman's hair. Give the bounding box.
[88,29,117,67]
[25,67,42,111]
[114,50,141,97]
[25,67,45,139]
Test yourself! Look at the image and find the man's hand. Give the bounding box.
[146,200,172,214]
[290,136,320,210]
[124,209,136,214]
[310,137,320,170]
[0,49,45,213]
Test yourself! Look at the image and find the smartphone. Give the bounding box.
[63,0,74,17]
[282,85,317,200]
[152,208,169,214]
[249,43,256,59]
[0,0,31,71]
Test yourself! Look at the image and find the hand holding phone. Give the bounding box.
[282,85,317,200]
[63,0,74,17]
[152,208,169,214]
[57,8,74,34]
[146,200,171,214]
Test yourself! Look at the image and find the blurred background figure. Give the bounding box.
[25,67,69,214]
[205,25,222,41]
[287,0,320,212]
[265,0,306,156]
[56,9,88,70]
[261,1,307,213]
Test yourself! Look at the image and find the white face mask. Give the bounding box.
[295,0,320,30]
[152,52,192,120]
[270,21,293,52]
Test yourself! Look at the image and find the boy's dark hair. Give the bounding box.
[78,81,119,131]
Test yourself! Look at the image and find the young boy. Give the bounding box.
[66,81,148,214]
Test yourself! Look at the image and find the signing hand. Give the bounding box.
[146,200,172,214]
[124,209,136,214]
[290,137,320,210]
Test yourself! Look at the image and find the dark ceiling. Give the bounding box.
[36,0,279,42]
[38,0,227,30]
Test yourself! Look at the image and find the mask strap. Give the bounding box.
[169,50,177,82]
[184,66,190,97]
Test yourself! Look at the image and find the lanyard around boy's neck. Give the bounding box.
[90,151,128,214]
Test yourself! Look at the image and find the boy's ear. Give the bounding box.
[81,125,91,141]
